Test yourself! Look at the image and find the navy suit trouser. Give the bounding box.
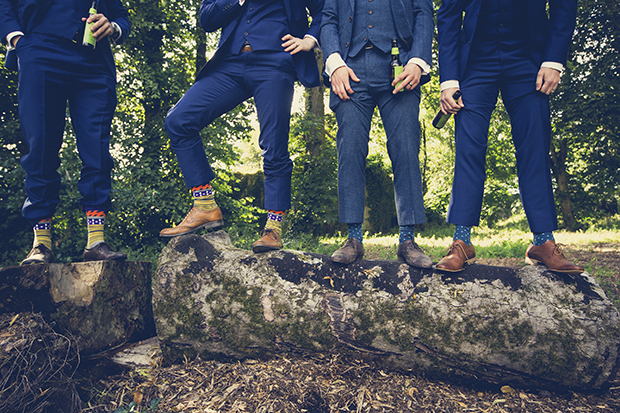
[329,46,426,226]
[165,51,296,211]
[17,33,117,226]
[447,47,558,233]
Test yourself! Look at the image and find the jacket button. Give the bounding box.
[345,42,349,47]
[349,16,352,22]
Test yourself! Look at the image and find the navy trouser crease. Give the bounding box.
[165,51,296,211]
[17,33,116,226]
[447,49,558,232]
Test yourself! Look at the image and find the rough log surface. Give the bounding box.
[0,260,155,353]
[153,232,620,391]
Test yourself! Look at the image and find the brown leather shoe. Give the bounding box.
[525,240,584,274]
[21,244,54,265]
[331,238,364,264]
[435,239,476,272]
[83,242,127,262]
[252,229,283,253]
[160,207,224,237]
[397,240,432,268]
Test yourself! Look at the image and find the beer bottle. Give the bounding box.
[82,0,98,49]
[389,39,404,92]
[432,90,462,129]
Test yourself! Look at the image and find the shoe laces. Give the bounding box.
[447,241,470,260]
[553,243,568,257]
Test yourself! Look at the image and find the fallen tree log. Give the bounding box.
[0,260,155,354]
[153,232,620,391]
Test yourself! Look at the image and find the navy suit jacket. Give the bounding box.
[437,0,577,83]
[197,0,324,88]
[319,0,434,85]
[0,0,130,71]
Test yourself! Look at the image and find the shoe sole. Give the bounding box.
[20,259,49,266]
[434,258,476,272]
[525,257,583,274]
[159,220,224,238]
[397,256,433,268]
[252,245,282,253]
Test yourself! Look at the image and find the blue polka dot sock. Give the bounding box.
[399,225,415,244]
[348,223,363,244]
[453,225,472,245]
[533,232,554,246]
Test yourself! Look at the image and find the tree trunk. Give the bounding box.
[550,138,577,230]
[153,232,620,391]
[0,261,155,354]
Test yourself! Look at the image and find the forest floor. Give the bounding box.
[83,243,620,413]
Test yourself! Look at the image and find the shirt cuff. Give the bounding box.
[440,80,460,91]
[407,57,430,75]
[6,31,24,50]
[541,61,563,72]
[325,52,347,80]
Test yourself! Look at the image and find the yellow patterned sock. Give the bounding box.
[192,184,218,211]
[264,210,285,236]
[86,210,106,248]
[33,218,52,249]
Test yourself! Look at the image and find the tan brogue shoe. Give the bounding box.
[160,207,224,237]
[525,240,584,274]
[397,240,432,268]
[252,229,283,253]
[435,239,476,272]
[20,244,53,265]
[331,238,364,264]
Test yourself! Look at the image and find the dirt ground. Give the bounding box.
[83,244,620,413]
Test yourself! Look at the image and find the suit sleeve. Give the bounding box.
[318,0,340,61]
[107,0,131,45]
[0,0,23,42]
[403,0,433,68]
[305,0,324,42]
[200,0,244,33]
[437,0,464,83]
[544,0,577,65]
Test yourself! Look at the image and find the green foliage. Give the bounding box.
[287,106,339,236]
[364,153,397,234]
[113,397,162,413]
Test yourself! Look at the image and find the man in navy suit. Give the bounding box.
[0,0,131,264]
[435,0,583,274]
[160,0,324,253]
[319,0,434,267]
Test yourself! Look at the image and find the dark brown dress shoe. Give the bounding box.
[83,242,127,262]
[21,244,54,265]
[525,240,584,274]
[252,229,283,253]
[435,239,476,272]
[397,240,432,268]
[331,238,364,264]
[160,207,224,237]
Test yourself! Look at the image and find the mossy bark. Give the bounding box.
[154,231,620,391]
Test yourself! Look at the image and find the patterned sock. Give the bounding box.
[265,210,285,236]
[33,218,52,249]
[453,225,472,245]
[192,184,217,211]
[399,225,415,244]
[86,210,106,249]
[533,232,554,246]
[347,223,363,244]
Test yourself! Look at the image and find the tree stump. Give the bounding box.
[0,260,155,353]
[153,231,620,391]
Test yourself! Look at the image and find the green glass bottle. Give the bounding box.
[82,0,98,49]
[432,90,462,129]
[389,39,403,92]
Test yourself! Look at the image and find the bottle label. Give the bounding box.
[394,65,404,91]
[82,8,97,48]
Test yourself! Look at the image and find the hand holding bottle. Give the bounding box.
[433,89,462,129]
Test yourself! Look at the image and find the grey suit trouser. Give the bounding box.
[329,46,426,226]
